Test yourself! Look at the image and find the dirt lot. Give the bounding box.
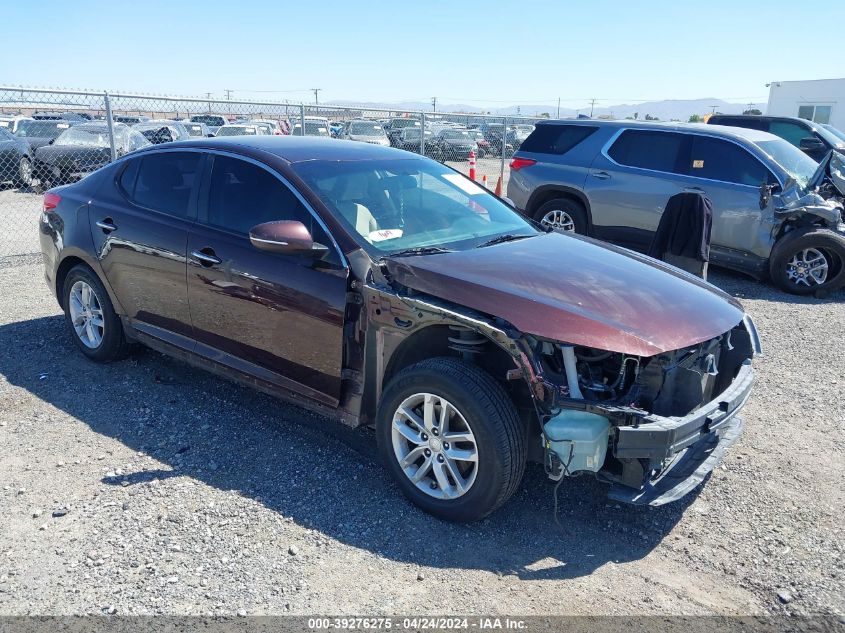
[0,257,842,617]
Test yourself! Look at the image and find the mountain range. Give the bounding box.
[326,98,767,121]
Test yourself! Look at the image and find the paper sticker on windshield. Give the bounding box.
[692,159,704,169]
[369,229,403,242]
[57,123,70,129]
[441,173,486,195]
[191,126,201,131]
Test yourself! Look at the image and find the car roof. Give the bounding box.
[536,118,781,143]
[162,135,412,163]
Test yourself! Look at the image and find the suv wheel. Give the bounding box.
[534,198,588,235]
[63,265,131,361]
[769,228,845,295]
[376,357,525,522]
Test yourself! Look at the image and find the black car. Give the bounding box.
[14,119,78,152]
[708,115,845,162]
[33,122,150,186]
[428,128,478,162]
[0,126,34,187]
[385,118,421,147]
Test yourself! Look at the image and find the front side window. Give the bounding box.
[292,158,537,255]
[768,121,816,148]
[206,155,319,239]
[686,136,772,186]
[122,152,201,218]
[607,130,685,174]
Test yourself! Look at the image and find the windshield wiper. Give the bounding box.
[475,234,534,249]
[387,246,456,258]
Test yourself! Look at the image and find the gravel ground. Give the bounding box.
[0,259,842,617]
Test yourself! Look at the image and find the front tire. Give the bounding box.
[14,156,33,188]
[534,198,588,235]
[63,265,130,361]
[376,357,526,522]
[769,228,845,295]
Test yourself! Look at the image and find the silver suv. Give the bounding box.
[507,120,845,295]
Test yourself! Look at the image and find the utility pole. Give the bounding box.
[709,104,718,114]
[311,88,322,106]
[431,97,437,113]
[205,92,212,113]
[225,89,233,101]
[589,98,597,118]
[556,97,560,118]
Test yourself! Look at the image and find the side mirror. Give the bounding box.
[249,220,329,256]
[48,138,55,145]
[759,182,776,210]
[799,137,825,152]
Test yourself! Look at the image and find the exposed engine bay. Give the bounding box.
[775,150,845,229]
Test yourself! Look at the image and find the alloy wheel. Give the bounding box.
[390,392,479,500]
[786,248,829,287]
[18,157,33,187]
[68,280,105,348]
[541,209,576,232]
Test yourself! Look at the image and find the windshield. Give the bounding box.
[216,126,257,136]
[756,139,819,188]
[54,126,114,147]
[442,130,472,140]
[186,124,205,136]
[392,119,420,129]
[812,124,845,150]
[821,124,845,146]
[349,122,386,136]
[15,120,70,138]
[294,121,330,136]
[292,158,536,255]
[191,115,225,126]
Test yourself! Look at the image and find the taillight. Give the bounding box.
[509,158,536,171]
[43,192,61,212]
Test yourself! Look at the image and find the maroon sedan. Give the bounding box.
[38,136,760,522]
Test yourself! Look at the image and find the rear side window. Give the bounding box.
[519,125,597,155]
[206,155,316,237]
[687,136,772,186]
[607,130,685,173]
[121,152,201,218]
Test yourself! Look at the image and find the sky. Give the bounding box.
[2,0,843,110]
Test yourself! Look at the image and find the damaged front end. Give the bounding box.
[774,150,845,229]
[533,316,760,505]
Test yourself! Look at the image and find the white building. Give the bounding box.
[766,78,845,129]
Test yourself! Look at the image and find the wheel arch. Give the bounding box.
[526,185,593,231]
[54,253,124,315]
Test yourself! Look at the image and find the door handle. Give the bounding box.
[96,218,116,233]
[590,170,611,180]
[191,249,222,267]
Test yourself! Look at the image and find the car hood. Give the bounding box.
[23,137,55,151]
[382,232,745,357]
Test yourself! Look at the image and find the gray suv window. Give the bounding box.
[607,130,685,173]
[519,125,597,155]
[687,136,772,186]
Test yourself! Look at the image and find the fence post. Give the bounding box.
[103,91,117,162]
[499,116,507,194]
[300,104,305,136]
[420,112,425,158]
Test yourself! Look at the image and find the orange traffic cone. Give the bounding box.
[494,175,503,197]
[468,150,476,181]
[481,174,488,189]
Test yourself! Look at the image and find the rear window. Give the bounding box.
[119,152,201,218]
[607,129,685,173]
[519,124,597,155]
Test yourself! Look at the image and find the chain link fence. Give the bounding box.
[0,86,539,259]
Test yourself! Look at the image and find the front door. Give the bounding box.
[186,153,348,406]
[88,150,203,343]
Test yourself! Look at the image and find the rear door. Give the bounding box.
[88,150,203,344]
[186,153,348,406]
[584,128,688,249]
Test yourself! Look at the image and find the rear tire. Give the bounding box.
[768,228,845,295]
[14,156,33,188]
[376,357,526,522]
[62,265,131,362]
[534,198,589,235]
